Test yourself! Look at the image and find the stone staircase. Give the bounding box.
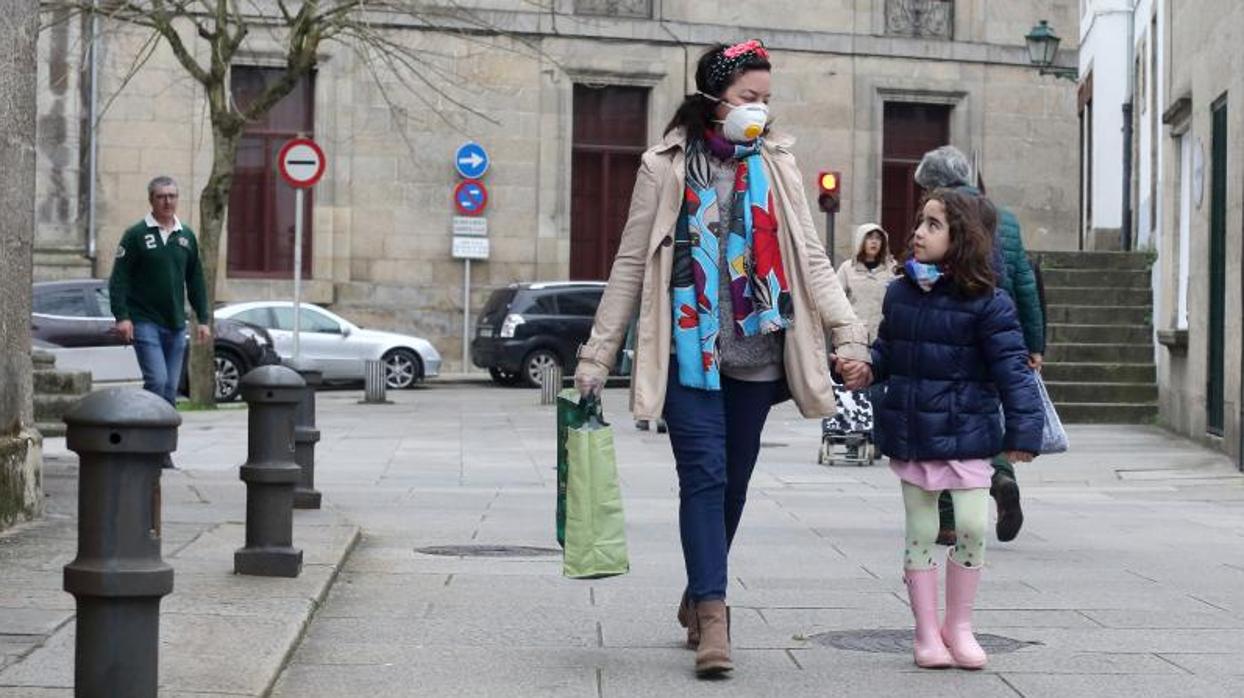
[32,350,92,437]
[1037,251,1158,424]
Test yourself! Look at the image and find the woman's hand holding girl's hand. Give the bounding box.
[833,356,873,391]
[1004,451,1036,463]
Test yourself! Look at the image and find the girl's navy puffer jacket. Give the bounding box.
[870,273,1044,461]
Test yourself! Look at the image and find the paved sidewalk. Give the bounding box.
[243,384,1244,698]
[0,432,359,695]
[6,383,1244,697]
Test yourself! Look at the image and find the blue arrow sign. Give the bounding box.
[454,141,490,179]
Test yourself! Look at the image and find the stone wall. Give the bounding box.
[35,1,1082,371]
[1155,0,1244,459]
[2,2,45,529]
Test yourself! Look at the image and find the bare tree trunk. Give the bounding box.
[187,127,241,407]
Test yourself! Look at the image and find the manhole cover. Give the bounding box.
[414,545,561,558]
[809,629,1037,655]
[760,442,789,448]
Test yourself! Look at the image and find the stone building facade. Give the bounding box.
[1147,0,1244,464]
[35,0,1081,371]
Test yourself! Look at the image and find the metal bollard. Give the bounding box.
[539,363,563,405]
[63,388,179,698]
[289,361,323,510]
[362,358,388,404]
[235,365,304,577]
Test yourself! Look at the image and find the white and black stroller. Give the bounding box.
[817,378,878,466]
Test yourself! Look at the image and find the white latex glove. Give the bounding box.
[574,370,604,400]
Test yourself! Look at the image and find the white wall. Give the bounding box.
[1079,0,1131,231]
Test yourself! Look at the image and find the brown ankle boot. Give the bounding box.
[694,600,733,677]
[677,592,699,649]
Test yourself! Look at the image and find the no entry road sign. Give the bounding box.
[453,179,488,216]
[277,138,326,189]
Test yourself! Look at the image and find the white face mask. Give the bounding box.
[701,92,770,143]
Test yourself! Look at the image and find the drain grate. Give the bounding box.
[414,545,561,558]
[809,629,1038,655]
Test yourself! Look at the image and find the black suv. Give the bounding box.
[472,282,617,387]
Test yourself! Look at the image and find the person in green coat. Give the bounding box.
[914,146,1046,543]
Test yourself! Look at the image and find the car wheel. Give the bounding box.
[489,367,522,386]
[383,348,422,389]
[214,349,244,403]
[522,349,561,389]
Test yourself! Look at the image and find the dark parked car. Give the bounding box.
[31,279,279,402]
[472,281,623,387]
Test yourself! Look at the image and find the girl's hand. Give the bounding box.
[1004,451,1036,463]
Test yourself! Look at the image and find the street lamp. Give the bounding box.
[1025,20,1078,81]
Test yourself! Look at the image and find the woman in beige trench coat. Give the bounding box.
[572,41,871,678]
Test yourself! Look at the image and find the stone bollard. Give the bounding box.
[289,360,323,510]
[235,365,304,577]
[63,388,179,698]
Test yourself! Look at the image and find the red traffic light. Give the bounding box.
[817,170,842,213]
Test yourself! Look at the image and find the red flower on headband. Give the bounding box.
[724,40,767,60]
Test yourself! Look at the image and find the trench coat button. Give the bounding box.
[661,236,673,247]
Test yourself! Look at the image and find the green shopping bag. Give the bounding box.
[556,389,629,579]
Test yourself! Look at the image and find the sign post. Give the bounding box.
[277,138,327,363]
[453,142,490,373]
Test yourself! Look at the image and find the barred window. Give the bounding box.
[573,0,652,19]
[885,0,954,40]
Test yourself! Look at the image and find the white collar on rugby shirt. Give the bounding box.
[145,212,183,244]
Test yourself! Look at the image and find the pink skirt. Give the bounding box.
[889,457,993,491]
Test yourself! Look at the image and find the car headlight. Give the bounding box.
[499,314,526,338]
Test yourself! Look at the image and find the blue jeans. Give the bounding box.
[133,321,187,405]
[662,365,786,602]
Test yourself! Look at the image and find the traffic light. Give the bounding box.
[817,171,841,214]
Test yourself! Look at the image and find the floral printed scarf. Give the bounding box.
[671,136,793,390]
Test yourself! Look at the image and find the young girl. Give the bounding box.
[870,189,1043,670]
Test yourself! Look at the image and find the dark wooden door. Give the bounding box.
[881,103,952,256]
[1208,96,1228,435]
[226,67,314,279]
[570,85,648,281]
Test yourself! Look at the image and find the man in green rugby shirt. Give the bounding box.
[109,176,212,408]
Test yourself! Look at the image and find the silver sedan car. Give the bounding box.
[215,302,441,389]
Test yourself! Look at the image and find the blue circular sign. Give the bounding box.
[454,141,490,179]
[454,179,488,216]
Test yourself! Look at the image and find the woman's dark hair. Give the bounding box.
[903,188,997,297]
[855,227,890,265]
[664,43,772,142]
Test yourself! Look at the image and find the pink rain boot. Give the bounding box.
[903,567,953,669]
[940,556,987,669]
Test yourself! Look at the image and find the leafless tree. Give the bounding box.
[41,1,533,406]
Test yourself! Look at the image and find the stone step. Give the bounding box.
[1045,305,1151,326]
[35,421,66,438]
[1037,251,1153,271]
[1042,362,1156,384]
[33,370,92,396]
[1047,323,1153,345]
[1045,381,1159,404]
[1055,402,1159,424]
[1043,268,1152,290]
[33,393,84,424]
[1046,343,1153,364]
[32,350,56,370]
[1046,287,1152,307]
